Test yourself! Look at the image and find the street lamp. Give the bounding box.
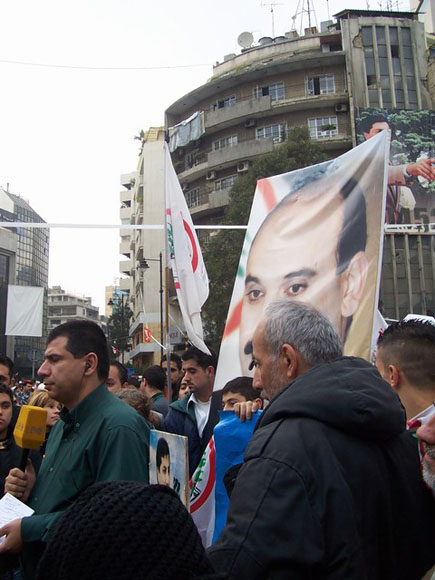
[139,252,164,358]
[107,293,129,364]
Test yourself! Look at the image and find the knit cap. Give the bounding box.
[36,482,216,580]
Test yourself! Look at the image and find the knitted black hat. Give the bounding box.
[36,482,216,580]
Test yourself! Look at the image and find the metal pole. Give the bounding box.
[159,252,164,359]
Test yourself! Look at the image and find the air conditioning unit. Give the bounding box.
[335,103,348,113]
[237,161,250,173]
[245,119,257,128]
[206,170,216,181]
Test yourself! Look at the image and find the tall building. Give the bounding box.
[47,286,100,332]
[119,127,184,368]
[0,188,17,359]
[0,187,49,377]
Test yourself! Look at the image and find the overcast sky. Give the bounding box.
[0,0,409,312]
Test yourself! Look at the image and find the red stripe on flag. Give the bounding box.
[190,439,216,514]
[258,178,276,212]
[223,299,242,339]
[175,282,181,289]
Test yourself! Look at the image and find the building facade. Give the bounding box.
[47,286,100,332]
[119,127,185,369]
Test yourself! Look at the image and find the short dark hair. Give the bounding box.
[181,347,217,372]
[156,437,170,470]
[0,384,14,406]
[0,356,14,381]
[142,365,166,392]
[377,319,435,390]
[110,361,128,386]
[47,320,110,382]
[222,377,260,402]
[360,113,389,135]
[160,353,182,371]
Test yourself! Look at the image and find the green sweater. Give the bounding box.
[20,384,150,579]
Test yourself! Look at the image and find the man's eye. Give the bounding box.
[246,289,264,302]
[287,282,307,296]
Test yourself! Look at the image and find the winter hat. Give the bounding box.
[36,482,216,580]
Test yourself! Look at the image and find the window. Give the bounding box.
[306,74,335,96]
[213,135,238,151]
[308,116,338,139]
[186,189,200,208]
[212,95,236,110]
[256,124,284,143]
[214,175,237,191]
[254,82,285,102]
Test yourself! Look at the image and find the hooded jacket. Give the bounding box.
[207,357,435,580]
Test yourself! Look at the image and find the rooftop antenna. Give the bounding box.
[261,1,284,37]
[291,0,318,36]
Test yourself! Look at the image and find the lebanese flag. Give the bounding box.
[189,437,216,547]
[164,143,210,354]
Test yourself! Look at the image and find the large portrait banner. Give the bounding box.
[214,131,390,390]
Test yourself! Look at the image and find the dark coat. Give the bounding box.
[162,390,222,476]
[208,357,435,580]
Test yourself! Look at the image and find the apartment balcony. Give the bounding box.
[120,171,137,190]
[312,132,352,151]
[272,91,349,114]
[120,259,132,276]
[205,95,272,132]
[120,206,132,221]
[187,186,232,218]
[208,137,274,169]
[119,277,131,293]
[120,239,131,257]
[120,190,132,205]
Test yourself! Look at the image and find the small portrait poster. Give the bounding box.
[149,430,189,508]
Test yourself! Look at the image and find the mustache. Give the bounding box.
[423,443,435,460]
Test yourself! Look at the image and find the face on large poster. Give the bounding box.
[214,131,389,390]
[355,107,435,225]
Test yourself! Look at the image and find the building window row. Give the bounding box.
[186,188,200,209]
[214,175,237,191]
[306,74,335,96]
[256,124,285,143]
[308,116,338,139]
[211,95,236,110]
[254,82,285,102]
[213,135,238,151]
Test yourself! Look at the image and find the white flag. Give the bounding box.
[5,286,44,336]
[165,143,210,354]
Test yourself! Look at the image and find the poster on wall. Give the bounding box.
[214,131,390,390]
[355,107,435,225]
[149,430,189,508]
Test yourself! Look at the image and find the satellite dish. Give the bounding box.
[237,31,254,48]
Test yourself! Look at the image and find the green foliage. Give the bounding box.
[108,305,133,358]
[202,126,327,352]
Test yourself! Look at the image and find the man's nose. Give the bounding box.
[253,367,263,392]
[38,361,49,376]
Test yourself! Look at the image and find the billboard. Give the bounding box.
[355,107,435,225]
[214,131,389,390]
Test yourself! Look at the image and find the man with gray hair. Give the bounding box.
[208,301,435,580]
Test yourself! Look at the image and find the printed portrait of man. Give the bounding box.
[214,131,389,388]
[239,173,369,374]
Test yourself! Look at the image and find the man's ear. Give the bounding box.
[280,344,302,381]
[340,251,369,318]
[388,365,401,390]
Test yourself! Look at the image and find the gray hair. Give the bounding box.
[264,301,343,367]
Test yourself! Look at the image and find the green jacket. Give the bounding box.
[20,384,150,579]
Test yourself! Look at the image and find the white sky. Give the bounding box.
[0,0,409,312]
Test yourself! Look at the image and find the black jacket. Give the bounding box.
[208,357,435,580]
[162,390,222,477]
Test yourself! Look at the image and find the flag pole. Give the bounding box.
[163,140,172,403]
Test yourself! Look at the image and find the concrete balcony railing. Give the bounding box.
[120,171,137,190]
[205,96,272,130]
[119,259,132,276]
[120,240,131,257]
[208,137,274,167]
[120,190,132,204]
[119,277,131,293]
[188,187,232,216]
[120,206,132,221]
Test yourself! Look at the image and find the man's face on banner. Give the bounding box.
[363,121,389,141]
[239,187,367,374]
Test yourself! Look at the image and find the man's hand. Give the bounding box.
[0,518,23,554]
[406,159,435,182]
[233,400,261,422]
[5,459,36,502]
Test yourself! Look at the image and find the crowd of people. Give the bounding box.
[0,302,433,579]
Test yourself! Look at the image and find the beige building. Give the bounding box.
[47,286,100,332]
[119,127,185,368]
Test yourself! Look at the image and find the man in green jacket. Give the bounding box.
[0,320,150,579]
